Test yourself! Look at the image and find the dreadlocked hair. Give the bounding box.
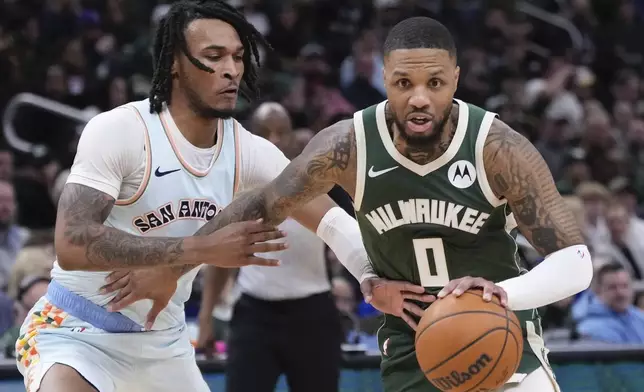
[148,0,271,113]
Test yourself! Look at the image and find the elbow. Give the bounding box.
[578,255,594,292]
[55,248,81,271]
[54,236,84,271]
[569,247,594,295]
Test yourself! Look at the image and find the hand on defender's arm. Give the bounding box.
[55,183,287,271]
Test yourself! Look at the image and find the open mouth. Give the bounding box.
[220,87,238,96]
[406,114,433,133]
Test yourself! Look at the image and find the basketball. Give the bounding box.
[415,290,523,392]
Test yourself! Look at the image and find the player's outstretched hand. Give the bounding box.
[201,219,288,267]
[100,268,178,330]
[437,276,508,307]
[360,278,436,331]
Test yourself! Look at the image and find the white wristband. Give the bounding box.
[316,207,376,283]
[497,244,593,310]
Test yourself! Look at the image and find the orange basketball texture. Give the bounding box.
[415,290,523,392]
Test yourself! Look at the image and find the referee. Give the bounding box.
[197,103,343,392]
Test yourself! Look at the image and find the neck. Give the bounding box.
[387,104,459,165]
[167,100,219,148]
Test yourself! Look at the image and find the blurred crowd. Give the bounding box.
[1,0,644,357]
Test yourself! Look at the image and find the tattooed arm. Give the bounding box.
[54,184,186,270]
[484,119,584,253]
[195,119,357,235]
[482,118,592,310]
[55,184,285,271]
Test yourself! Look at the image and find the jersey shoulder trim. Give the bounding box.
[232,120,242,197]
[474,111,504,207]
[115,105,152,206]
[353,109,368,211]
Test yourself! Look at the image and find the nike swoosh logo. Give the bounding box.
[368,165,399,178]
[155,167,181,177]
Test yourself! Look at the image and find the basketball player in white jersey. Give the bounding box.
[16,2,433,392]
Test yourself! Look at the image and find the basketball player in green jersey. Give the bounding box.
[112,16,593,391]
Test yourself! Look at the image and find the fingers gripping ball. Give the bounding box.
[414,290,523,392]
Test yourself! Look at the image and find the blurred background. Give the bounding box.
[1,0,644,391]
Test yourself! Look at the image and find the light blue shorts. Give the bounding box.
[15,296,210,392]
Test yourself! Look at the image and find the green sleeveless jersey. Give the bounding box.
[353,99,527,292]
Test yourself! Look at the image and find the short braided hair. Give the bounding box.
[149,0,270,113]
[383,17,456,58]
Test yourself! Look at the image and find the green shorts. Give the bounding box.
[376,310,555,392]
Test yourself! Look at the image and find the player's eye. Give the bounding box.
[233,54,244,62]
[397,79,410,89]
[429,79,443,89]
[205,55,221,62]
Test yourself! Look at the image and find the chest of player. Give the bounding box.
[355,99,506,239]
[358,168,503,240]
[105,103,238,237]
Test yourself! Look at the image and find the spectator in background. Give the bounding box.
[331,276,377,351]
[0,275,50,358]
[340,29,386,95]
[555,147,591,195]
[282,44,354,131]
[575,182,611,251]
[577,262,644,344]
[627,118,644,206]
[0,149,13,181]
[6,236,55,300]
[610,177,644,218]
[0,180,26,291]
[291,128,315,157]
[595,203,644,281]
[0,291,13,338]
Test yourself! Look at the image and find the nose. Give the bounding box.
[220,55,240,81]
[408,92,431,112]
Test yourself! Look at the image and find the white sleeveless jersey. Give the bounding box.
[51,99,238,330]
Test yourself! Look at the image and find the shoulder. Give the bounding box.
[234,122,290,191]
[483,118,531,155]
[306,119,355,154]
[482,118,540,174]
[81,106,145,143]
[235,122,286,166]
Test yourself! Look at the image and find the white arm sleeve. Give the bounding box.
[497,244,593,310]
[317,207,377,283]
[66,108,144,199]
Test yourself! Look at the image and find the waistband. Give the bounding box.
[46,280,144,333]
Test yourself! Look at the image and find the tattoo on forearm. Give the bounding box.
[484,121,583,255]
[196,120,357,236]
[58,184,184,268]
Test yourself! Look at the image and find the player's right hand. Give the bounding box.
[199,219,288,267]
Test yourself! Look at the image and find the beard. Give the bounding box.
[393,103,453,147]
[182,80,239,120]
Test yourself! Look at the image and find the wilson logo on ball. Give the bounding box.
[432,353,493,390]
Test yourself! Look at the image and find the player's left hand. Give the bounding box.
[437,276,508,307]
[100,269,179,330]
[360,278,436,330]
